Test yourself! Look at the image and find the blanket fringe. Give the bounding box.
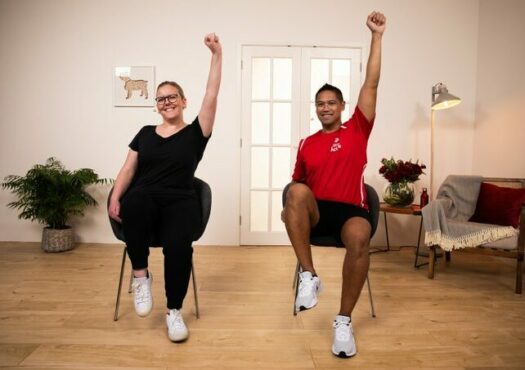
[424,227,518,252]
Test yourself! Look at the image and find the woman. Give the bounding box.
[108,33,221,342]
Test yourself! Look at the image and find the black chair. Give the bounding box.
[108,177,212,321]
[282,183,380,317]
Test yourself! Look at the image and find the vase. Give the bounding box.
[383,182,415,207]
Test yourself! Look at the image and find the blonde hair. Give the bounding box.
[157,81,185,99]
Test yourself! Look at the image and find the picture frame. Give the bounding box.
[113,66,155,107]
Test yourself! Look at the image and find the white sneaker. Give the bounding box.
[295,271,322,312]
[166,309,189,342]
[332,315,356,358]
[132,273,153,317]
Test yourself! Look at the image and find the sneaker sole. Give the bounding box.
[297,301,316,312]
[332,347,356,358]
[295,281,323,312]
[169,335,189,343]
[135,298,153,317]
[168,331,189,342]
[136,307,153,317]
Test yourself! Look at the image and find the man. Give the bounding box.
[282,11,386,358]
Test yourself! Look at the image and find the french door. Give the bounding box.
[240,45,361,245]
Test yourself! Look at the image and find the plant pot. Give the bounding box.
[41,227,74,252]
[383,182,415,207]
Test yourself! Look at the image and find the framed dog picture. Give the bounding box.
[113,66,155,107]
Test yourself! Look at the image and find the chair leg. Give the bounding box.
[365,274,376,318]
[292,261,301,316]
[291,260,377,318]
[191,259,200,318]
[428,246,436,279]
[127,268,133,294]
[119,252,201,318]
[114,246,127,321]
[292,261,300,289]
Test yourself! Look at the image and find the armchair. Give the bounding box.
[423,176,525,293]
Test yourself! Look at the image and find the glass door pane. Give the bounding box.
[241,46,361,245]
[302,48,361,137]
[241,46,300,244]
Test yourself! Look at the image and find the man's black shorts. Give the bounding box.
[310,200,372,246]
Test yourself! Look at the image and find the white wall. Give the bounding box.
[0,0,481,246]
[473,0,525,177]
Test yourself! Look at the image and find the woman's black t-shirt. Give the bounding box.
[128,117,209,195]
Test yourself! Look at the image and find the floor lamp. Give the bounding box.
[430,82,461,199]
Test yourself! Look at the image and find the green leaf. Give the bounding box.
[1,157,113,228]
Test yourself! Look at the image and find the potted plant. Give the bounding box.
[1,157,110,252]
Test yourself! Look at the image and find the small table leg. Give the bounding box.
[428,246,436,278]
[384,212,390,251]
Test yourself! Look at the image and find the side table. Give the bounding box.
[379,203,426,267]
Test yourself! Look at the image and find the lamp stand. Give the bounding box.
[430,109,435,200]
[429,82,461,201]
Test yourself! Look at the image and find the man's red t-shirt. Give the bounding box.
[292,106,373,209]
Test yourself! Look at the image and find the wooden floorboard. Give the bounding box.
[0,242,524,369]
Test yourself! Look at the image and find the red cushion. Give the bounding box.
[469,182,525,228]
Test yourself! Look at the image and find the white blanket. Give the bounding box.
[422,175,518,251]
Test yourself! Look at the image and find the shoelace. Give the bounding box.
[168,311,186,330]
[298,277,315,297]
[333,321,351,341]
[132,281,151,304]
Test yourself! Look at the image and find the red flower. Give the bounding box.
[379,157,426,184]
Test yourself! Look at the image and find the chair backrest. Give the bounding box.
[107,177,212,243]
[192,177,212,240]
[282,183,380,247]
[483,177,525,189]
[107,188,125,242]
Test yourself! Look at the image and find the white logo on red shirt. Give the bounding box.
[330,137,342,152]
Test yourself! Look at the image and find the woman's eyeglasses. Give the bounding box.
[155,94,180,105]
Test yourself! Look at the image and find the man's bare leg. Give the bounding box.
[282,183,320,274]
[331,216,371,358]
[339,217,371,316]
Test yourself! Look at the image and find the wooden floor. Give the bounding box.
[0,242,524,369]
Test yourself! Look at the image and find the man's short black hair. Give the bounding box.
[315,83,344,102]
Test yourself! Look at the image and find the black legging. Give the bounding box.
[120,188,200,309]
